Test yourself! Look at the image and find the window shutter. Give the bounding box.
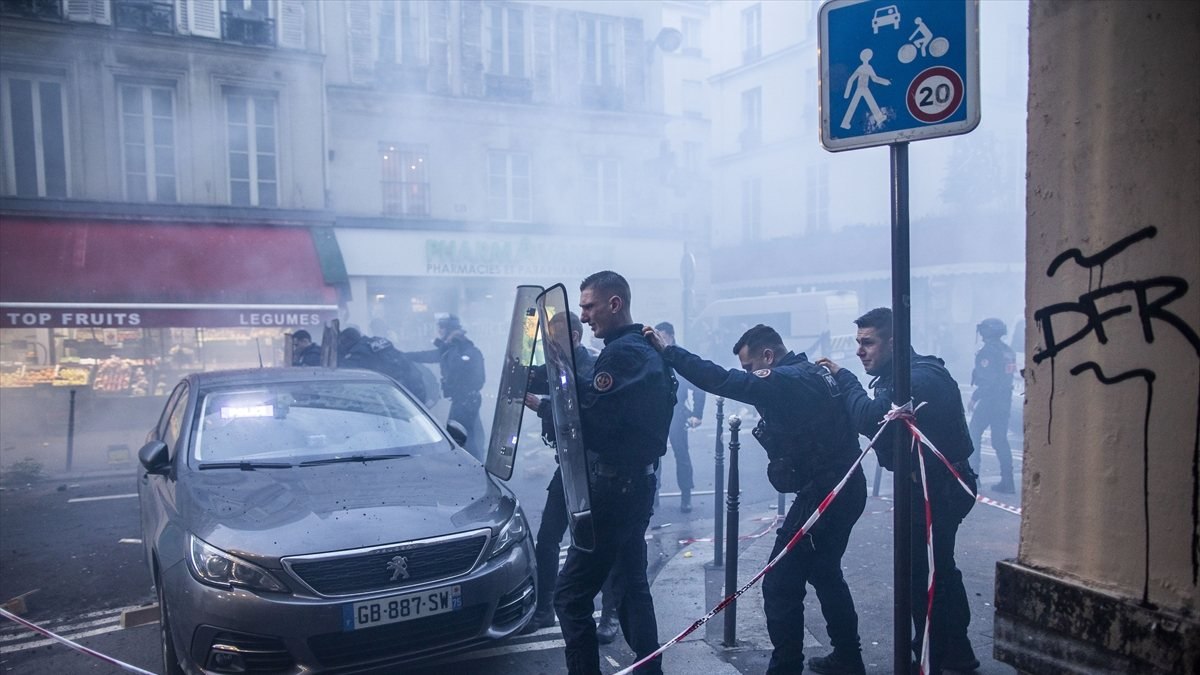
[532,5,553,103]
[176,0,189,34]
[622,18,644,109]
[188,0,220,38]
[427,0,450,94]
[347,1,374,83]
[66,0,109,24]
[459,0,483,98]
[278,0,305,49]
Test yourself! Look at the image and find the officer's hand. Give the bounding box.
[642,326,666,352]
[815,357,841,374]
[687,416,702,428]
[523,393,541,411]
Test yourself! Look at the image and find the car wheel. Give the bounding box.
[156,569,185,675]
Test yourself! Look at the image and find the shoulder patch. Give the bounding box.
[594,371,614,391]
[753,368,771,378]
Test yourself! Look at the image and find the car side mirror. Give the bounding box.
[138,440,170,474]
[445,421,468,448]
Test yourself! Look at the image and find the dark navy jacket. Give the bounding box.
[529,345,597,445]
[579,324,675,465]
[293,343,321,367]
[662,347,859,479]
[970,338,1016,403]
[833,351,973,472]
[412,332,486,400]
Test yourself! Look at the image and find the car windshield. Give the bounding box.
[192,380,446,465]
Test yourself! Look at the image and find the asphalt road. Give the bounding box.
[0,421,1022,674]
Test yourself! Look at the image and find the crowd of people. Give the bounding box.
[285,272,1018,675]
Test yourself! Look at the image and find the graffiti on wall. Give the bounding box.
[1031,225,1200,594]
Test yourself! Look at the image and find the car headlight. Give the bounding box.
[488,508,528,560]
[189,535,288,593]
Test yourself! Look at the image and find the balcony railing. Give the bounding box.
[0,0,61,20]
[222,10,275,47]
[114,0,174,35]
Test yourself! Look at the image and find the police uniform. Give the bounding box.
[833,351,980,673]
[553,324,674,675]
[663,372,705,509]
[292,342,321,366]
[663,346,867,674]
[968,336,1016,489]
[412,331,486,460]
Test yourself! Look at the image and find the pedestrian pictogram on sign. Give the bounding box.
[819,0,979,152]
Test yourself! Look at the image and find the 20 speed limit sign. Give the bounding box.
[906,66,964,124]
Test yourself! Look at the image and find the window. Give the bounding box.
[741,176,761,240]
[581,16,620,87]
[113,0,174,34]
[488,151,531,222]
[741,87,762,149]
[682,79,704,118]
[119,84,176,202]
[681,17,702,56]
[379,0,426,65]
[682,142,702,170]
[223,0,275,47]
[2,74,68,198]
[582,158,620,225]
[381,144,430,217]
[225,92,277,207]
[742,4,762,63]
[485,4,526,77]
[806,167,829,233]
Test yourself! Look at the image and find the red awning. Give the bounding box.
[0,219,340,328]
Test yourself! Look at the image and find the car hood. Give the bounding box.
[179,451,513,565]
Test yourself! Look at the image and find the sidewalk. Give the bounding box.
[651,494,1020,674]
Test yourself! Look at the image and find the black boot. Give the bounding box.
[596,608,620,645]
[808,650,866,675]
[680,489,692,513]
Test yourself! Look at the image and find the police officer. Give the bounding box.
[968,318,1016,493]
[646,323,867,675]
[290,330,321,366]
[818,308,980,674]
[652,322,705,513]
[554,271,673,675]
[337,327,427,402]
[411,314,487,460]
[521,311,619,641]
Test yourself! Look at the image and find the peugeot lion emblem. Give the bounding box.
[387,555,410,581]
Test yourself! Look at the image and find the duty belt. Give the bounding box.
[592,461,657,478]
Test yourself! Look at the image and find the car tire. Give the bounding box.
[156,568,185,675]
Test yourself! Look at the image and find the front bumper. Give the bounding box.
[161,535,536,674]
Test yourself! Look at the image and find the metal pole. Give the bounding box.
[712,397,726,567]
[723,415,741,647]
[65,389,77,473]
[872,463,883,497]
[891,142,913,673]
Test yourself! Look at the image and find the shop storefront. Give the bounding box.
[0,215,346,444]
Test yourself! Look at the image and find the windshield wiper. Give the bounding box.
[299,453,412,467]
[198,461,294,470]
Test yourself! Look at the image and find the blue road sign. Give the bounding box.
[819,0,979,151]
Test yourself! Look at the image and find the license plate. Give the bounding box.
[343,585,462,631]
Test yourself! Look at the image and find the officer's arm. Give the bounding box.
[408,349,440,364]
[832,370,892,441]
[661,345,775,407]
[528,363,550,396]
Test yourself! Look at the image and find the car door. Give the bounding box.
[140,382,188,572]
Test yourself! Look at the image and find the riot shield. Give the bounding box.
[537,284,594,552]
[484,286,543,480]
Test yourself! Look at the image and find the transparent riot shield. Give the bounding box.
[537,284,595,552]
[484,285,543,480]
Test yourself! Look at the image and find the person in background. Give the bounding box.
[411,314,487,460]
[652,321,705,513]
[291,330,321,366]
[968,317,1017,493]
[819,307,979,674]
[337,327,427,404]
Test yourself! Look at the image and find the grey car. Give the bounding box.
[137,368,535,674]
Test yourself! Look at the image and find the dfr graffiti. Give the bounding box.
[1031,225,1200,594]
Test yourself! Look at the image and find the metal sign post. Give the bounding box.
[819,2,978,671]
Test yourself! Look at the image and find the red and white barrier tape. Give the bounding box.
[0,607,155,675]
[613,413,899,675]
